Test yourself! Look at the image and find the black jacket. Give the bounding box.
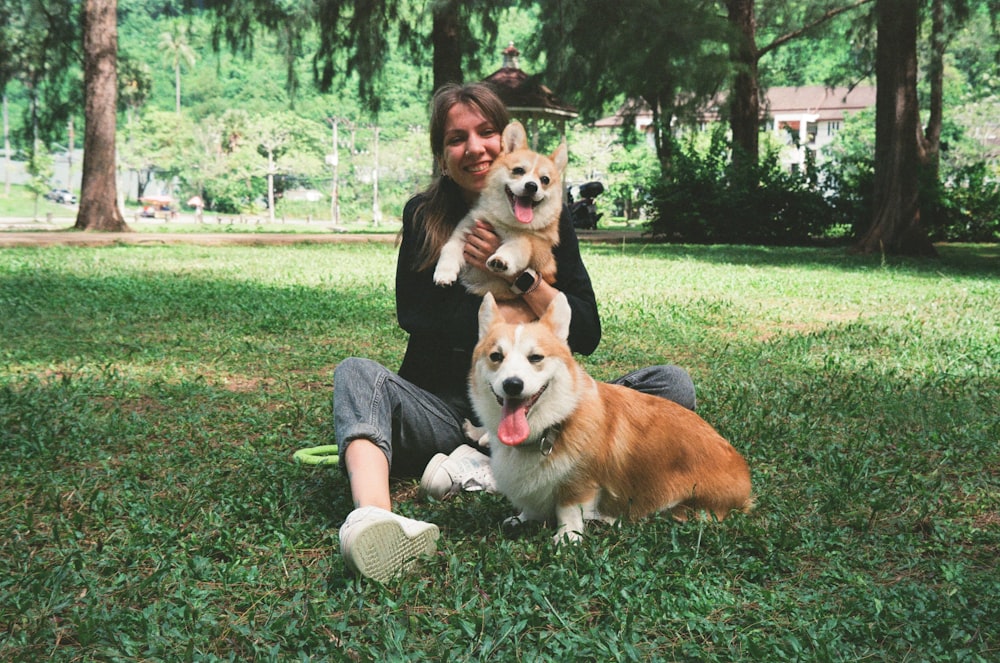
[395,194,601,411]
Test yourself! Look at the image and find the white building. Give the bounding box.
[595,85,877,171]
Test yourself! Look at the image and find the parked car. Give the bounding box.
[45,188,77,205]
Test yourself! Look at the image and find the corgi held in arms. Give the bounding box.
[433,121,567,300]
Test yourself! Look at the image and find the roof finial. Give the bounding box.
[502,42,520,69]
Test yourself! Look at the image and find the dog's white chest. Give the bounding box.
[490,445,574,518]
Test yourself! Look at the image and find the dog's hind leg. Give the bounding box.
[582,491,618,525]
[486,235,532,277]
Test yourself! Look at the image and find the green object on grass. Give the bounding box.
[293,445,340,466]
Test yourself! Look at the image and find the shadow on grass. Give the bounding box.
[1,269,402,373]
[584,241,1000,278]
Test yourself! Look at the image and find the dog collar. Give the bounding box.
[515,424,561,456]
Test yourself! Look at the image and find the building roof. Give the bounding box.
[481,43,578,121]
[764,85,876,121]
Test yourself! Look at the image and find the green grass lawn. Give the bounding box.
[1,241,998,661]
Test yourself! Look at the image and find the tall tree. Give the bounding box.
[917,0,976,203]
[1,0,79,183]
[537,0,730,173]
[75,0,128,232]
[160,21,196,115]
[723,0,874,174]
[199,0,510,115]
[854,0,935,256]
[0,1,13,197]
[430,0,463,91]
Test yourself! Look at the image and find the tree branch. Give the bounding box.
[757,0,874,60]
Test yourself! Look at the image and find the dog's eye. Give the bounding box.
[489,351,504,363]
[540,176,550,185]
[528,353,544,364]
[512,167,525,176]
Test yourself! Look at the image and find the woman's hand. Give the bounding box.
[464,218,558,323]
[463,220,507,280]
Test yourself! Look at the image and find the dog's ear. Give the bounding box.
[478,293,500,339]
[551,140,568,174]
[540,292,571,342]
[501,122,528,154]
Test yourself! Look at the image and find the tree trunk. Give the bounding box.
[75,0,128,232]
[175,63,182,115]
[854,0,936,256]
[726,0,760,176]
[431,1,463,92]
[645,76,678,175]
[913,0,947,230]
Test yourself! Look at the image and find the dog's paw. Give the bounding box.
[553,527,583,545]
[433,266,458,286]
[501,514,538,539]
[486,255,509,274]
[462,420,489,448]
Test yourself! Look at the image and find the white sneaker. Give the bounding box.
[338,506,439,582]
[419,445,497,500]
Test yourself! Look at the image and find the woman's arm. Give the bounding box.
[395,197,482,349]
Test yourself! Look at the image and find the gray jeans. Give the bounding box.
[332,357,697,478]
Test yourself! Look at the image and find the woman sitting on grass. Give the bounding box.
[333,83,696,582]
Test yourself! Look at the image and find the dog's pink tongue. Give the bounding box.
[514,197,534,224]
[498,398,531,445]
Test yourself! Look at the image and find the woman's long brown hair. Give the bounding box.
[410,83,510,272]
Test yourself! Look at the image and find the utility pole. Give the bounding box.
[371,125,381,227]
[2,94,10,197]
[326,118,341,226]
[67,117,75,191]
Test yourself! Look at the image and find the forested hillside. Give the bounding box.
[1,1,997,242]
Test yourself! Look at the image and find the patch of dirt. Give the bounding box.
[0,229,640,248]
[0,231,398,248]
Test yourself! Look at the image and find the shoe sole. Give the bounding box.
[344,519,439,583]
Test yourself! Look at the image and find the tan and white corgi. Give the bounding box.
[470,293,753,543]
[433,121,567,300]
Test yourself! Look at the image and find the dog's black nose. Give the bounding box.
[522,181,537,195]
[502,377,524,396]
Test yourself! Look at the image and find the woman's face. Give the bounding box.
[439,102,503,202]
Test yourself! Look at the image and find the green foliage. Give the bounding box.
[24,147,53,199]
[646,129,836,244]
[0,0,81,146]
[3,1,998,241]
[1,241,998,660]
[535,0,730,120]
[931,162,1000,242]
[648,102,1000,246]
[822,108,1000,243]
[819,108,877,238]
[119,109,197,195]
[759,2,876,90]
[605,143,659,221]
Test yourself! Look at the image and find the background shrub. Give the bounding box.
[646,134,838,244]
